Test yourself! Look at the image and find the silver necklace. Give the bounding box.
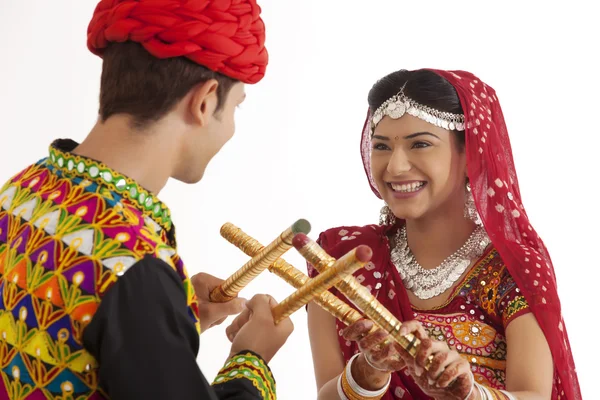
[390,225,491,300]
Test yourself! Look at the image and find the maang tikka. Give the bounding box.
[370,82,465,135]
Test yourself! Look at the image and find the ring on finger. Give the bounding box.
[424,354,435,371]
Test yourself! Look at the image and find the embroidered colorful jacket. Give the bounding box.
[0,140,276,399]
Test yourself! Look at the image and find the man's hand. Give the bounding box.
[226,294,294,364]
[191,272,247,333]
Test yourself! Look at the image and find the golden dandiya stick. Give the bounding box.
[209,219,311,302]
[220,224,431,367]
[292,233,421,358]
[271,245,373,324]
[220,222,363,326]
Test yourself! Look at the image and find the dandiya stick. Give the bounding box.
[271,245,372,324]
[209,219,311,302]
[220,222,363,326]
[292,234,421,358]
[221,225,432,367]
[221,224,430,367]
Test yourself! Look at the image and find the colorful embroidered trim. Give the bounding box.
[502,295,529,325]
[1,157,198,398]
[47,146,172,231]
[213,352,276,400]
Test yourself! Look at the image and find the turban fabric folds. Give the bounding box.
[87,0,268,84]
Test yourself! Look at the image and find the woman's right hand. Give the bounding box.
[343,319,407,373]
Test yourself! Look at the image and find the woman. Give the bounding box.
[307,69,581,400]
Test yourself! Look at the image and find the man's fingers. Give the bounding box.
[203,297,247,329]
[210,316,228,329]
[226,307,253,341]
[191,272,224,293]
[245,294,278,318]
[223,297,247,315]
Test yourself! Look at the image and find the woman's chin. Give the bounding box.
[388,206,426,222]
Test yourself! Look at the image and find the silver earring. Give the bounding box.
[379,205,397,226]
[464,182,483,226]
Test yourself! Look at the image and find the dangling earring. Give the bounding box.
[464,181,483,226]
[379,205,397,226]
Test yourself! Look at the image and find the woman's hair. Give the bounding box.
[368,69,465,148]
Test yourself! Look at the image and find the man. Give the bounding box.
[0,0,292,399]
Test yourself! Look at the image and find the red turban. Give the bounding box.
[87,0,268,84]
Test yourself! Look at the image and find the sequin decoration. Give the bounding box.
[0,142,200,399]
[213,352,276,400]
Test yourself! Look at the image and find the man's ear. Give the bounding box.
[189,79,219,127]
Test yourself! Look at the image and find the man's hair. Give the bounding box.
[99,42,238,129]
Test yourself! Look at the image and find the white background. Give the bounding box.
[1,1,598,398]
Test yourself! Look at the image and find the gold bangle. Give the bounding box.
[341,369,385,400]
[340,354,390,400]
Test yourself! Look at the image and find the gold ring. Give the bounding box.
[424,354,434,371]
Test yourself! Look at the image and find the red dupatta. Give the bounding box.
[357,69,581,400]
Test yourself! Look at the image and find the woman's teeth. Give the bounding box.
[390,182,425,193]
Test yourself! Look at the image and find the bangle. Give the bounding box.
[474,383,488,400]
[337,374,350,400]
[473,383,513,400]
[339,354,391,400]
[463,379,474,400]
[363,353,391,372]
[500,390,517,400]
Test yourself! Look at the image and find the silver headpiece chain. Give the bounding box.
[370,83,465,133]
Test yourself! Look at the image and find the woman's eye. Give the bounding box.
[373,143,390,151]
[412,141,431,149]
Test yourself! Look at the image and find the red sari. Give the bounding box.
[309,70,581,399]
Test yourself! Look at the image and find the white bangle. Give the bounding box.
[463,380,474,400]
[473,383,485,400]
[337,374,350,400]
[500,390,517,400]
[474,383,491,400]
[363,353,391,372]
[345,353,391,397]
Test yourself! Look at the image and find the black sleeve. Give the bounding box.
[83,255,273,400]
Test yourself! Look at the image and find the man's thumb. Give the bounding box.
[224,297,247,315]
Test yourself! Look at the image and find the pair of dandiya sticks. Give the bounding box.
[210,218,429,367]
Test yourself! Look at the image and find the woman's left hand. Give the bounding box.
[399,320,477,400]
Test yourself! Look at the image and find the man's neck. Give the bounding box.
[73,116,179,194]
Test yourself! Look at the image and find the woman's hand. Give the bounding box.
[400,320,477,400]
[342,319,407,373]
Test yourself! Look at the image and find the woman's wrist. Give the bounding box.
[351,353,391,391]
